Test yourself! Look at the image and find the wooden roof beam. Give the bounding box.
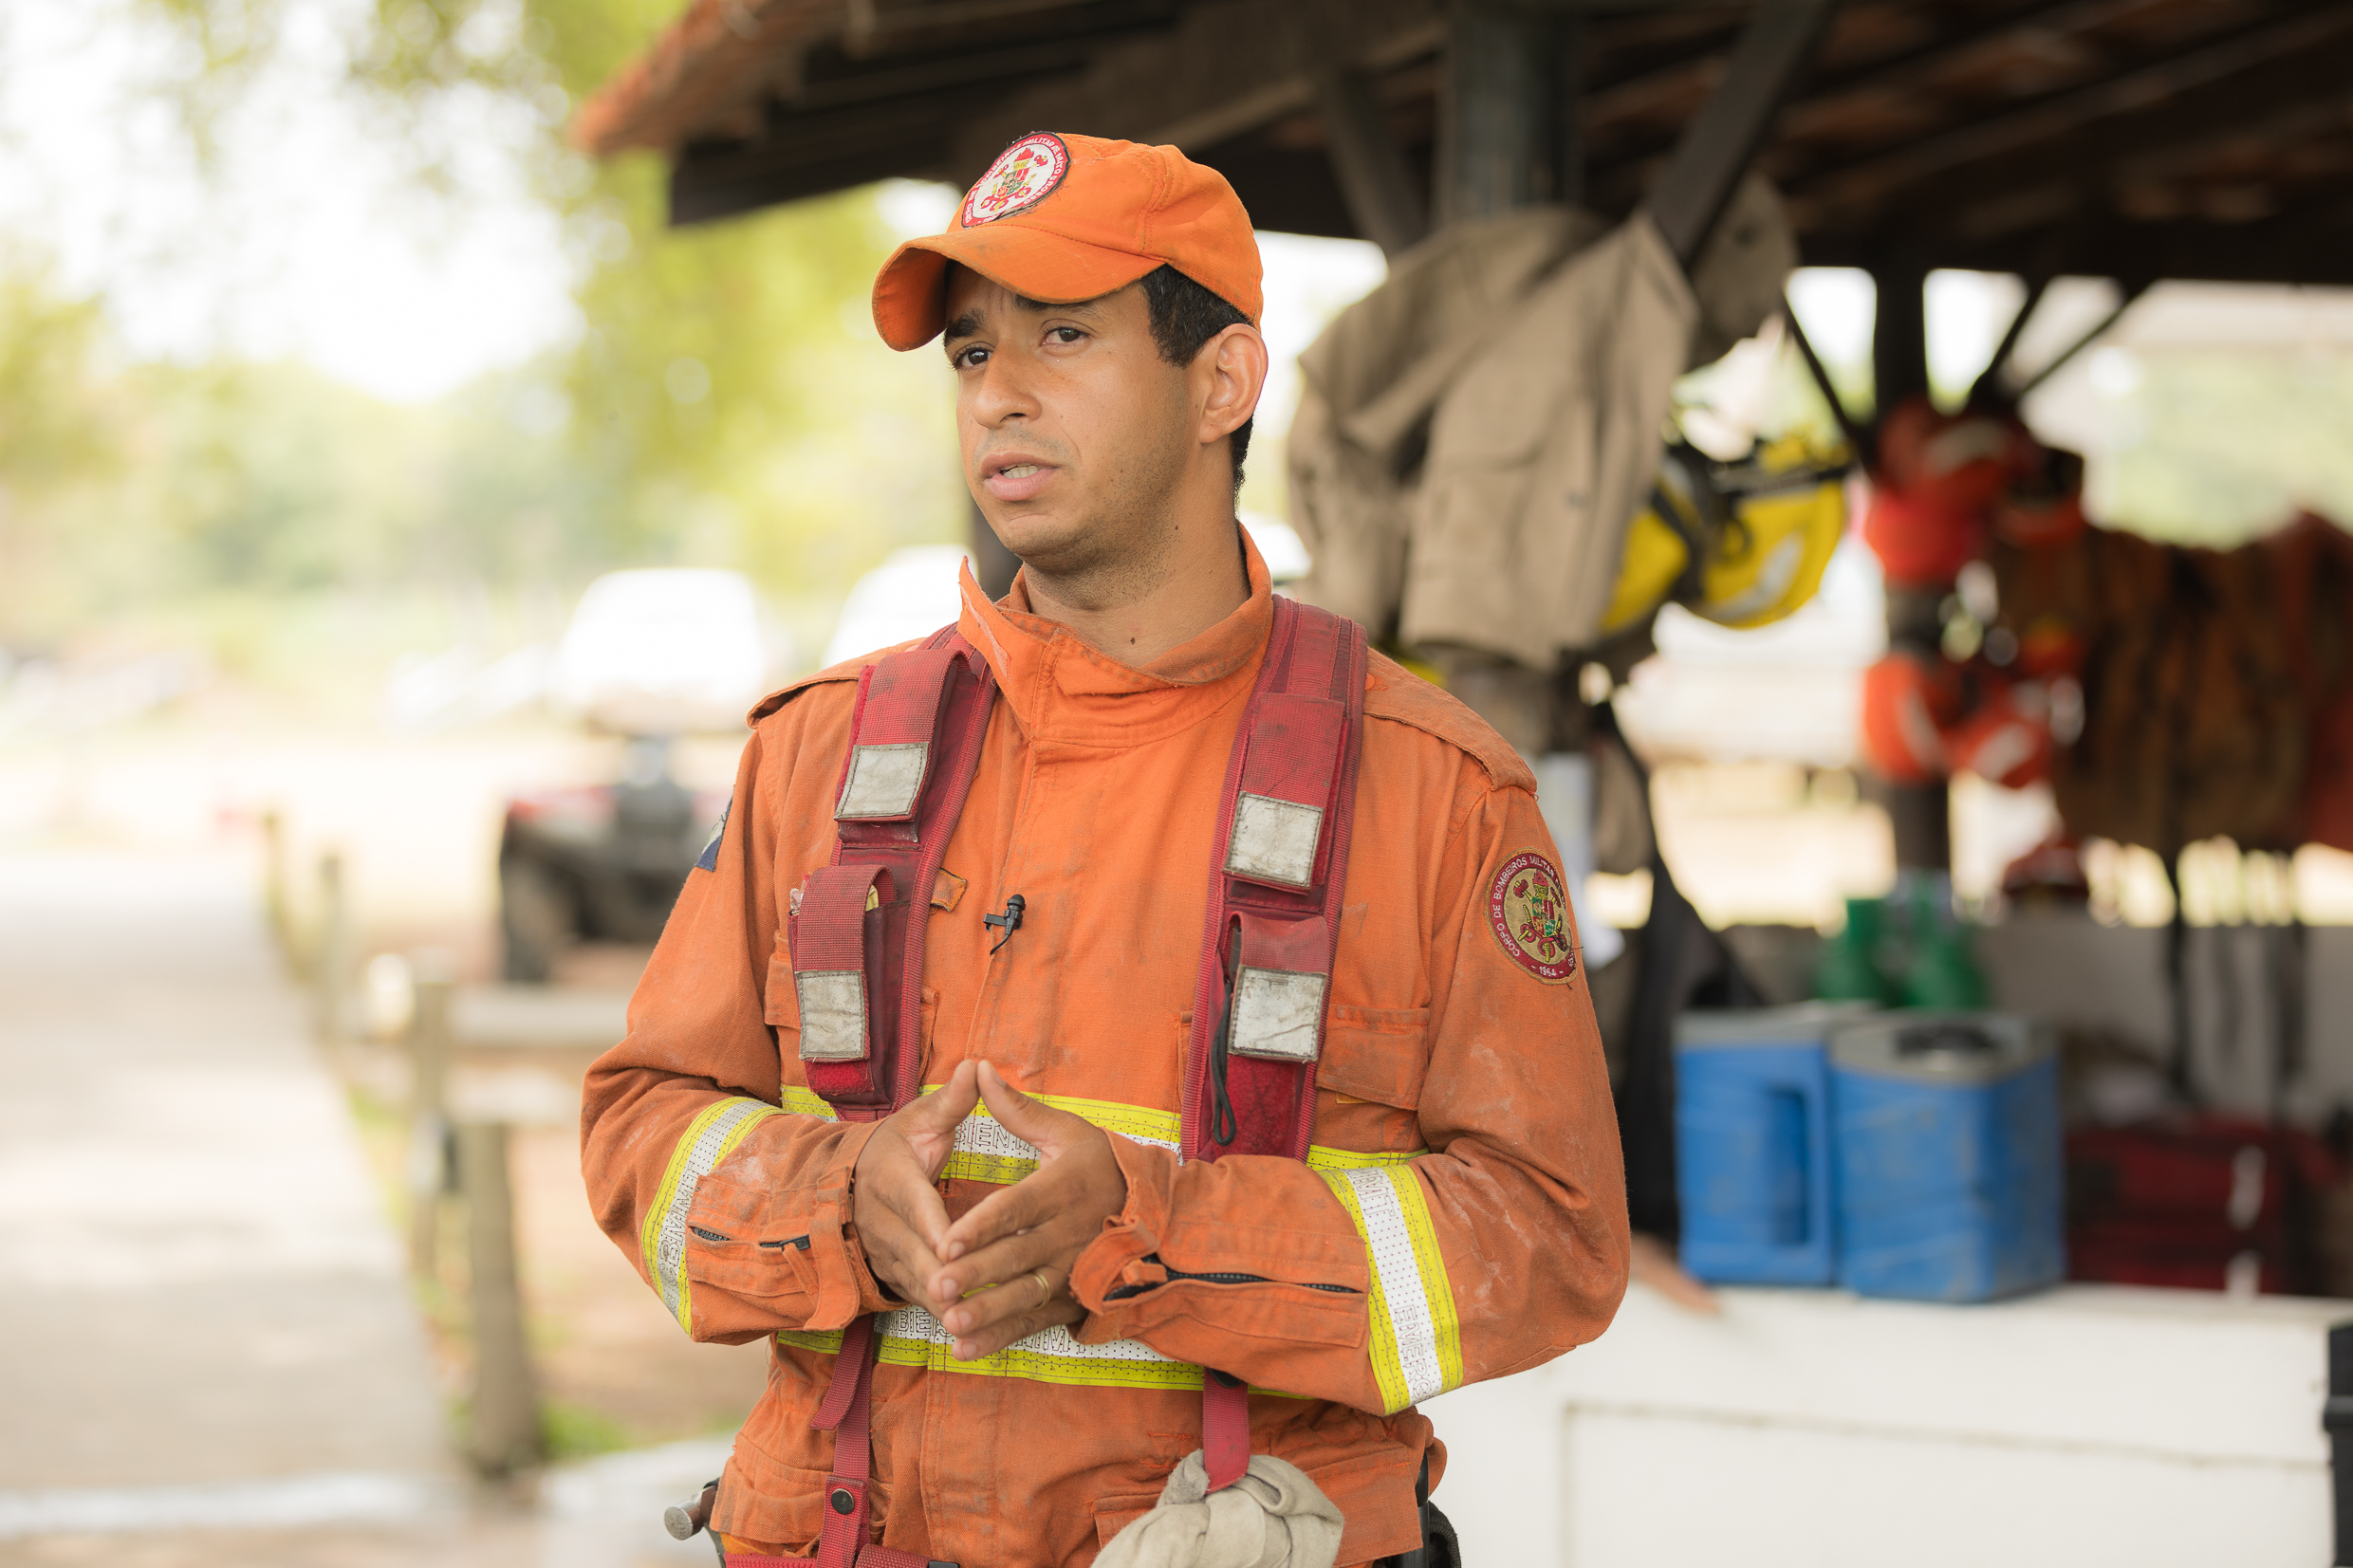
[942,0,1448,184]
[1788,3,2353,227]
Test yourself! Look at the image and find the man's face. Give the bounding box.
[941,267,1195,579]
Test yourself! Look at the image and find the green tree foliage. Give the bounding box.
[0,0,963,652]
[340,0,967,592]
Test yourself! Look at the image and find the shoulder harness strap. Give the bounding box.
[1181,597,1369,1492]
[796,627,995,1568]
[790,628,997,1118]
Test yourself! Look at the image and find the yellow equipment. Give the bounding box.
[1603,434,1852,634]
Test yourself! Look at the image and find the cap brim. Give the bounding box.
[871,225,1163,351]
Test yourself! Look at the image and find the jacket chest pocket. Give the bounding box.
[1316,1005,1430,1118]
[765,931,938,1071]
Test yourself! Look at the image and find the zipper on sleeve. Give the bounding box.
[1103,1253,1359,1301]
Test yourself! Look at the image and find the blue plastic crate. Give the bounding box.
[1830,1012,2066,1302]
[1674,1005,1870,1286]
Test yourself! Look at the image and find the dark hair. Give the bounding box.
[1140,264,1253,493]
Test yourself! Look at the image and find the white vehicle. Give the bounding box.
[548,568,792,735]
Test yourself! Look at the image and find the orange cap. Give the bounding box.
[871,132,1261,352]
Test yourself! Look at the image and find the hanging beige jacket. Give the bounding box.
[1290,179,1795,669]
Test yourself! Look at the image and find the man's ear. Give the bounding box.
[1194,323,1268,448]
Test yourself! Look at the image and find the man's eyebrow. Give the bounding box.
[944,293,1110,348]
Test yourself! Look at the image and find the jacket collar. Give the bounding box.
[954,526,1273,748]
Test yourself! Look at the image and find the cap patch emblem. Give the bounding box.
[963,133,1069,227]
[1489,851,1577,985]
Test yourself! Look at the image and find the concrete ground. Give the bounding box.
[0,849,741,1567]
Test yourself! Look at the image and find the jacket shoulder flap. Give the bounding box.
[1362,648,1536,794]
[744,637,934,728]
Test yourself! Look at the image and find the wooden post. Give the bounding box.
[458,1120,544,1474]
[407,954,455,1278]
[261,810,298,977]
[311,852,350,1045]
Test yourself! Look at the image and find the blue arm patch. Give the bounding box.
[695,801,730,872]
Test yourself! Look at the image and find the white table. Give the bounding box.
[1426,1281,2345,1567]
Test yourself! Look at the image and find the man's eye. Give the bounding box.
[1048,327,1084,344]
[954,345,990,369]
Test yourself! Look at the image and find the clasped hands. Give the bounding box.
[850,1060,1129,1360]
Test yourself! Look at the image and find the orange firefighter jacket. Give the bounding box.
[580,538,1630,1568]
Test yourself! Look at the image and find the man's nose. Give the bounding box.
[970,351,1039,426]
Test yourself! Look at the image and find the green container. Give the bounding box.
[1816,896,1898,1004]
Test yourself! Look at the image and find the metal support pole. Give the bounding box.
[1647,0,1842,268]
[1882,580,1952,871]
[1554,11,1587,212]
[407,953,455,1278]
[459,1120,544,1474]
[2010,278,2153,399]
[1436,2,1554,226]
[1871,261,1931,421]
[1315,66,1429,258]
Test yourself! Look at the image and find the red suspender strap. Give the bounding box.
[1178,598,1369,1488]
[803,633,996,1114]
[796,628,996,1568]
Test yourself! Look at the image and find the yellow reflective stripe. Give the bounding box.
[781,1085,835,1119]
[1320,1163,1462,1413]
[778,1313,1202,1390]
[777,1311,1311,1397]
[1306,1145,1426,1171]
[641,1097,783,1333]
[783,1081,1420,1182]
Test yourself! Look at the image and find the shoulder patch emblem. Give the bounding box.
[962,132,1068,227]
[695,801,730,873]
[1488,850,1577,984]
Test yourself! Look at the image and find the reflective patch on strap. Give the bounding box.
[835,742,929,820]
[1224,793,1324,889]
[1229,967,1328,1062]
[1319,1163,1461,1414]
[641,1098,782,1334]
[794,970,869,1061]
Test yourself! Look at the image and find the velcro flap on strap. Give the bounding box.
[792,867,890,1062]
[833,646,962,821]
[1222,692,1343,891]
[1229,912,1332,1064]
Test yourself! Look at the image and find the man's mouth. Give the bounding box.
[982,457,1056,501]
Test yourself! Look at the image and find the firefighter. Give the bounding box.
[582,133,1630,1568]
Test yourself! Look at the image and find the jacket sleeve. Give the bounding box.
[580,721,902,1345]
[1066,776,1631,1415]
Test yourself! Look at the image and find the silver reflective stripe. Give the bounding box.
[647,1098,781,1331]
[1224,793,1323,888]
[1230,967,1327,1062]
[835,742,928,819]
[1322,1165,1461,1411]
[875,1304,1201,1389]
[794,970,868,1061]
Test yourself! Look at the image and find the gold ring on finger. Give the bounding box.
[1030,1268,1054,1308]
